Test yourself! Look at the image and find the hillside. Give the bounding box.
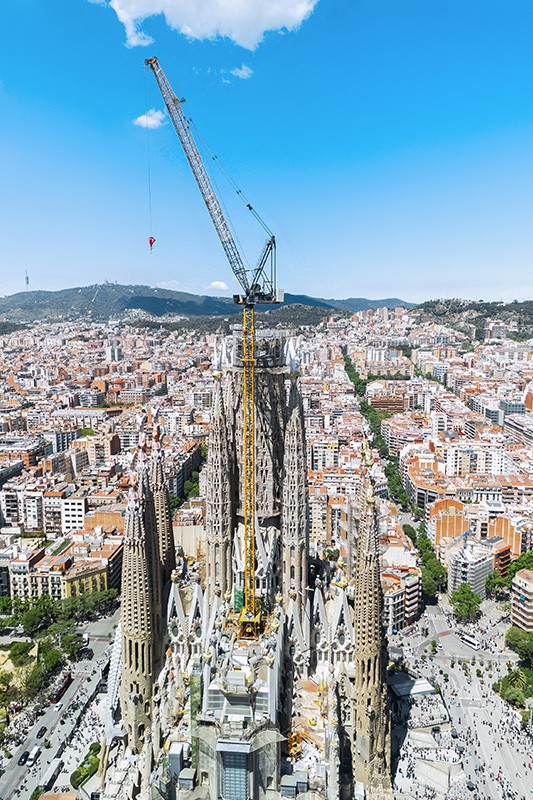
[417,298,533,340]
[325,297,415,312]
[0,283,413,323]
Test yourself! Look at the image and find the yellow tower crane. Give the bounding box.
[146,58,282,637]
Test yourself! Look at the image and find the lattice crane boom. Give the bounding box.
[146,57,281,636]
[145,57,278,308]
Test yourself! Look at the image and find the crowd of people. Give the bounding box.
[55,694,106,788]
[388,596,532,800]
[404,694,449,730]
[2,651,109,799]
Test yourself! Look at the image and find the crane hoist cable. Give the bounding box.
[145,57,282,638]
[188,117,274,238]
[143,67,155,251]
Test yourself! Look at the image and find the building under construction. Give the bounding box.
[100,57,392,800]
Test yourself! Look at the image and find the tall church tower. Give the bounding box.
[138,456,162,655]
[281,378,309,605]
[150,432,176,585]
[120,488,155,753]
[351,479,391,790]
[205,376,233,602]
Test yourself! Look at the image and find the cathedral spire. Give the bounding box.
[281,378,309,606]
[351,477,391,789]
[120,486,155,753]
[138,449,162,653]
[205,377,233,604]
[150,426,176,585]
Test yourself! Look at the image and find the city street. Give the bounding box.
[391,597,532,800]
[0,609,118,799]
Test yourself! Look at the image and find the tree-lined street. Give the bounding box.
[0,610,118,799]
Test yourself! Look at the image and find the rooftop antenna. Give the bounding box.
[25,270,30,291]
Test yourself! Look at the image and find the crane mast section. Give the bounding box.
[145,58,251,296]
[241,307,259,632]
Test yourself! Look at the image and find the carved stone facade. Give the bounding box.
[281,380,309,607]
[203,329,309,620]
[114,334,393,799]
[339,474,392,793]
[119,488,155,753]
[150,440,176,586]
[119,445,174,755]
[205,378,233,600]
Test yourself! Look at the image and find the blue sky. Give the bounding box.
[2,1,533,303]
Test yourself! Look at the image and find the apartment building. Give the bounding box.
[381,568,422,634]
[61,493,87,533]
[511,569,533,632]
[447,543,493,599]
[0,436,45,468]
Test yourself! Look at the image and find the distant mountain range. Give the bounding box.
[0,283,415,323]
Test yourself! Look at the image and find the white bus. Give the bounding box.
[27,745,41,767]
[460,633,480,651]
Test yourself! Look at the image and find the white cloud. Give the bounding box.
[209,280,229,291]
[133,108,166,129]
[230,64,253,80]
[95,1,319,50]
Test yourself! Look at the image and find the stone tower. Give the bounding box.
[229,328,287,521]
[120,488,155,753]
[281,378,309,606]
[203,329,309,614]
[205,376,233,602]
[351,479,391,790]
[138,456,162,655]
[150,434,176,585]
[202,329,291,613]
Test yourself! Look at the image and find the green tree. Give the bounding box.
[501,685,525,708]
[41,645,63,673]
[505,626,533,666]
[168,492,181,515]
[450,583,481,622]
[425,558,447,591]
[9,641,33,667]
[507,667,527,691]
[507,551,533,586]
[184,480,199,498]
[0,670,14,714]
[421,570,438,601]
[58,595,83,622]
[486,570,509,599]
[21,663,43,699]
[61,633,84,658]
[47,619,75,639]
[402,524,417,544]
[21,608,45,635]
[384,459,410,509]
[417,533,447,600]
[0,596,12,615]
[0,670,12,691]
